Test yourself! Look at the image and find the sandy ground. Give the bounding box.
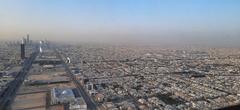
[12,92,46,110]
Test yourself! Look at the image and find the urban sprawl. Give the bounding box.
[1,37,240,110]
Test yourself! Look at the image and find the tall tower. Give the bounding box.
[39,46,43,53]
[27,34,30,43]
[39,41,43,53]
[21,39,25,59]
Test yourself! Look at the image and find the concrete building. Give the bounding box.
[51,88,76,104]
[20,39,25,59]
[69,98,87,110]
[50,88,87,110]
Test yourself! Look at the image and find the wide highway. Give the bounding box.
[55,49,97,110]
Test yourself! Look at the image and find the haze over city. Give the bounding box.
[2,1,240,110]
[0,0,240,46]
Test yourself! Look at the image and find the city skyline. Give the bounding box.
[1,1,240,109]
[0,0,240,47]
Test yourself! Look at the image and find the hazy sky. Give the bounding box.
[0,0,240,46]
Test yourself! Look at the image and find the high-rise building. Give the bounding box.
[27,34,30,43]
[21,39,25,59]
[39,40,43,53]
[39,46,43,53]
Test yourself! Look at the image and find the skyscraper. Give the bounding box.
[27,34,30,43]
[21,39,25,59]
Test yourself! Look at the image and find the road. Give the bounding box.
[0,51,38,110]
[55,49,98,110]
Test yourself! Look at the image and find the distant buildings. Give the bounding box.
[4,41,240,110]
[59,44,240,110]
